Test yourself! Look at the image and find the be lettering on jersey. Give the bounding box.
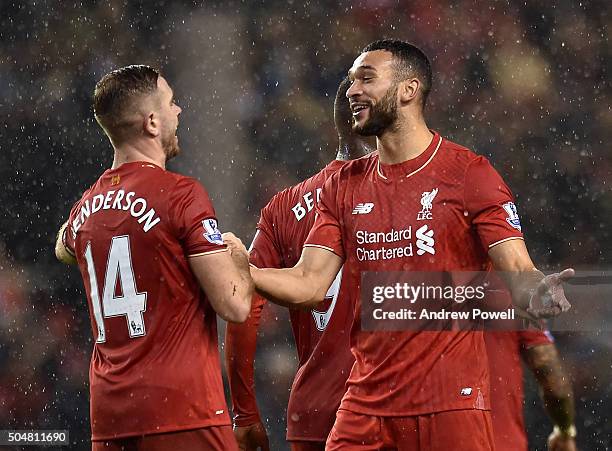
[291,188,322,221]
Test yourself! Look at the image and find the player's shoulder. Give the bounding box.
[69,170,108,213]
[439,136,485,164]
[335,151,378,179]
[438,136,498,178]
[162,169,209,194]
[266,160,347,210]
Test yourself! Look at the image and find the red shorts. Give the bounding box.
[91,426,238,451]
[326,409,495,451]
[290,440,326,451]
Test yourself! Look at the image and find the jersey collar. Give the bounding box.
[376,131,442,180]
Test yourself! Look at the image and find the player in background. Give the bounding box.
[54,65,252,451]
[486,328,576,451]
[225,77,372,451]
[234,40,575,449]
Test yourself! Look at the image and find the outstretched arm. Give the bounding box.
[250,246,343,308]
[523,343,576,450]
[488,239,573,318]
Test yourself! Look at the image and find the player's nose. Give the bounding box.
[346,80,361,99]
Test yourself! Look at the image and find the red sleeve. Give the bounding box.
[464,156,524,249]
[63,202,80,257]
[248,198,283,269]
[225,293,266,426]
[518,329,554,350]
[226,201,282,426]
[304,173,345,258]
[169,177,227,256]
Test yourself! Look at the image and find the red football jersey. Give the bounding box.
[227,159,363,441]
[486,330,553,451]
[63,161,231,440]
[305,132,525,416]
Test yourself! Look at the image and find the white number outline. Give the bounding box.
[311,267,343,332]
[83,235,148,342]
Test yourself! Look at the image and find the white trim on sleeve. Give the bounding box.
[488,236,524,249]
[303,243,337,253]
[187,248,228,258]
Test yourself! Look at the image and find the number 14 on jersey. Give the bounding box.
[83,235,147,342]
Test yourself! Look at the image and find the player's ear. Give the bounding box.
[143,111,160,138]
[399,78,419,104]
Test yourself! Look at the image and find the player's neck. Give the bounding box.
[335,138,371,161]
[111,140,167,170]
[376,119,433,165]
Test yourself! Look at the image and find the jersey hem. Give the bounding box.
[91,417,232,441]
[287,435,328,443]
[187,248,228,257]
[339,402,490,418]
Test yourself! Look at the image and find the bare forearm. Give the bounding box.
[489,241,573,318]
[543,388,575,431]
[251,266,324,308]
[525,344,575,429]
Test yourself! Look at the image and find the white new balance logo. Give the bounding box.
[416,225,435,255]
[352,203,374,215]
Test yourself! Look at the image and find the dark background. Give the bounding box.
[0,1,610,449]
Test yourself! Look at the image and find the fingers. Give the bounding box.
[222,232,241,245]
[222,232,247,253]
[527,305,561,319]
[558,268,575,281]
[529,269,573,318]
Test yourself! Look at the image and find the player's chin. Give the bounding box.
[165,143,181,161]
[353,121,375,137]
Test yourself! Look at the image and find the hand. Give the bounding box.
[527,268,575,319]
[234,422,270,451]
[548,426,577,451]
[223,232,248,258]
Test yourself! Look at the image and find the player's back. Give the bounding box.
[249,157,377,441]
[66,162,230,440]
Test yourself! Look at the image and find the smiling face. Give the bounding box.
[347,50,400,137]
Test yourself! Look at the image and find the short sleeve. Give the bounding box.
[169,177,227,257]
[518,329,554,350]
[63,201,80,256]
[304,174,344,258]
[249,200,283,269]
[464,157,524,249]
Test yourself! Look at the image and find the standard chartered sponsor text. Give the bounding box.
[356,227,414,261]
